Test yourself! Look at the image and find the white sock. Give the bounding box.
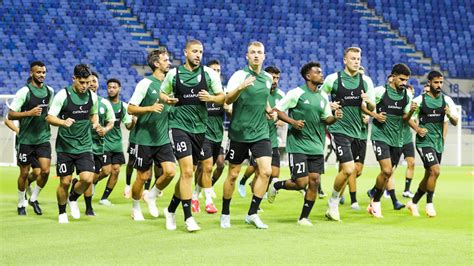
[29,185,43,202]
[18,190,26,207]
[331,189,340,200]
[203,188,213,205]
[133,199,141,210]
[192,184,201,200]
[148,186,161,199]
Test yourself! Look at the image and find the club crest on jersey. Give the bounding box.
[100,107,105,114]
[304,99,310,104]
[320,101,324,109]
[79,106,83,111]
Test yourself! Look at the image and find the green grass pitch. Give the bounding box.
[1,165,472,264]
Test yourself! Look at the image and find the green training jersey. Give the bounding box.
[370,84,411,147]
[205,88,225,143]
[412,93,458,153]
[48,86,98,154]
[92,97,115,155]
[275,85,331,155]
[104,100,132,153]
[161,65,223,134]
[9,83,54,145]
[360,117,368,140]
[268,88,285,148]
[129,75,170,146]
[402,120,413,145]
[321,71,375,139]
[227,66,273,143]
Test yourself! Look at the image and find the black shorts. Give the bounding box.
[56,152,95,177]
[372,140,402,167]
[289,153,324,179]
[417,147,442,169]
[93,154,107,174]
[17,142,51,166]
[104,152,126,165]
[351,139,367,164]
[30,157,40,169]
[199,138,222,163]
[226,139,272,165]
[330,133,356,163]
[402,142,415,158]
[127,142,137,160]
[250,147,280,167]
[134,143,175,171]
[171,128,205,165]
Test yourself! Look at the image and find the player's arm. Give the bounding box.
[444,97,459,126]
[403,96,418,122]
[7,88,42,120]
[361,76,376,111]
[323,100,343,125]
[46,90,75,127]
[198,91,225,105]
[225,72,256,104]
[443,121,448,145]
[128,103,163,115]
[126,116,137,130]
[96,100,115,136]
[4,118,19,134]
[273,89,304,130]
[122,103,136,130]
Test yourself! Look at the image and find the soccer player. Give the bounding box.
[192,59,227,214]
[127,48,177,221]
[406,71,458,217]
[220,41,275,229]
[81,72,115,216]
[46,64,99,223]
[268,61,343,226]
[8,61,54,216]
[366,63,417,218]
[160,40,224,232]
[321,47,375,221]
[237,65,285,198]
[97,78,136,205]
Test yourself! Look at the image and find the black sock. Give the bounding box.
[274,180,286,190]
[349,191,357,204]
[248,195,262,215]
[211,177,217,186]
[126,172,132,186]
[299,199,315,220]
[101,187,113,200]
[222,198,231,215]
[144,178,151,190]
[388,189,398,205]
[426,190,434,203]
[58,204,66,214]
[373,188,383,202]
[404,178,412,192]
[412,189,425,204]
[239,175,250,185]
[167,195,181,213]
[318,184,323,193]
[84,196,93,210]
[69,189,81,202]
[182,199,192,221]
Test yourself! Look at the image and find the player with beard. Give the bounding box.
[406,71,458,217]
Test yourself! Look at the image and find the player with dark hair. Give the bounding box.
[406,70,458,217]
[127,47,177,221]
[160,40,225,231]
[268,61,342,225]
[8,61,54,215]
[366,63,417,217]
[46,64,99,223]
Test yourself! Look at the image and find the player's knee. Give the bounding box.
[60,178,71,187]
[295,178,308,189]
[429,167,440,178]
[181,168,194,179]
[341,166,354,177]
[381,168,392,179]
[163,168,176,179]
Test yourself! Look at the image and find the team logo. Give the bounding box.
[152,90,157,94]
[304,99,310,104]
[191,89,195,94]
[42,99,46,104]
[266,80,271,89]
[433,110,436,114]
[79,106,83,111]
[351,91,354,96]
[394,101,398,106]
[100,107,105,114]
[320,101,324,109]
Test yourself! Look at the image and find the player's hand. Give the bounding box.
[198,90,212,102]
[162,95,179,105]
[96,126,107,137]
[62,118,75,128]
[374,112,386,123]
[149,103,164,113]
[29,106,42,117]
[132,116,138,123]
[266,110,278,121]
[239,76,256,91]
[330,101,341,110]
[276,120,285,127]
[410,101,418,112]
[292,120,305,130]
[416,127,428,137]
[334,109,343,120]
[362,115,369,124]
